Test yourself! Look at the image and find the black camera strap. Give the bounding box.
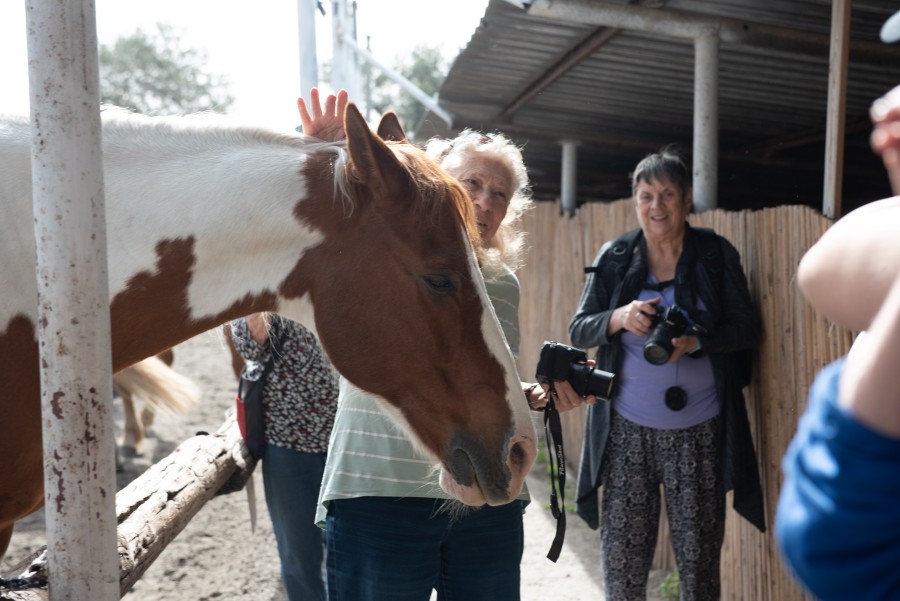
[543,388,566,563]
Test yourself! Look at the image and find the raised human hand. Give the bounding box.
[870,84,900,194]
[297,87,348,142]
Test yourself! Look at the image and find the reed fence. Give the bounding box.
[517,200,853,601]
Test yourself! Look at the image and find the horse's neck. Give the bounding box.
[2,113,337,365]
[94,117,335,364]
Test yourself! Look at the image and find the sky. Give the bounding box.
[0,0,489,131]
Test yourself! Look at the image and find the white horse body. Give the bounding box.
[1,111,322,334]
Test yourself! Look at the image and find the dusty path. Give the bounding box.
[2,331,668,600]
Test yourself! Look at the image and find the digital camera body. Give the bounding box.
[643,305,689,365]
[535,341,616,400]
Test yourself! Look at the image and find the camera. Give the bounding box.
[643,305,690,365]
[535,341,616,400]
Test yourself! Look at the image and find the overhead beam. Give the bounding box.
[497,26,620,121]
[518,0,898,65]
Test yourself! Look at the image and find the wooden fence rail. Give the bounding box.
[0,413,254,600]
[517,200,853,601]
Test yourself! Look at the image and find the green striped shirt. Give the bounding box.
[316,264,528,526]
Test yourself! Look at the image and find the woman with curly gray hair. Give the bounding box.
[296,87,590,601]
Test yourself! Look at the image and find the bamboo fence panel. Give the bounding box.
[516,200,853,601]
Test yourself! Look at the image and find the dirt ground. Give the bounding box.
[1,331,668,600]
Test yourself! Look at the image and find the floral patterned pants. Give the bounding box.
[600,411,725,601]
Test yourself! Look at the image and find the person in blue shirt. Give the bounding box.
[775,13,900,599]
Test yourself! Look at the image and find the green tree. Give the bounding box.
[99,23,234,116]
[365,45,447,133]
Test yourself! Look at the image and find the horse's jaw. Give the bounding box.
[373,390,536,507]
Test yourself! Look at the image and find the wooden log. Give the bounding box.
[0,412,257,599]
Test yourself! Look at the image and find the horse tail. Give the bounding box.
[113,356,200,416]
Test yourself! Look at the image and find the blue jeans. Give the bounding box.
[326,496,524,601]
[262,445,327,601]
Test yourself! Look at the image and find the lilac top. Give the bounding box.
[614,278,719,429]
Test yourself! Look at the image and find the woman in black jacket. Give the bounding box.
[568,148,764,601]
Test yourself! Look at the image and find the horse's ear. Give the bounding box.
[344,103,408,199]
[376,111,408,143]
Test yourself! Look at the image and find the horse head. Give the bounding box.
[283,104,537,505]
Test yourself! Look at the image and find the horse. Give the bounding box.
[0,104,537,559]
[113,350,200,460]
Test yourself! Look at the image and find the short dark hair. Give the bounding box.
[631,146,691,197]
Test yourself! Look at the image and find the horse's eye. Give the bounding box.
[423,273,456,295]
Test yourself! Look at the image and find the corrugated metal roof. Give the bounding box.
[415,0,900,213]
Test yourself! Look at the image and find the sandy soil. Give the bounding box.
[1,331,668,600]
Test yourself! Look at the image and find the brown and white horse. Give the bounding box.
[0,105,537,559]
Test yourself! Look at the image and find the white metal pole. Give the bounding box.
[341,34,455,128]
[693,30,719,212]
[560,140,578,216]
[297,0,319,98]
[331,0,361,101]
[24,0,118,598]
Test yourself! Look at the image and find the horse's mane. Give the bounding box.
[97,109,480,250]
[99,107,339,155]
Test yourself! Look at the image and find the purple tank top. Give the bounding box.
[614,278,719,429]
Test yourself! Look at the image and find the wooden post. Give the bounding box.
[24,1,118,599]
[823,0,851,219]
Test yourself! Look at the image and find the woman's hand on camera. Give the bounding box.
[528,380,595,413]
[613,297,660,336]
[668,334,701,363]
[552,380,596,412]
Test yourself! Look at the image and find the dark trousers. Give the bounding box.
[326,496,524,601]
[600,412,725,601]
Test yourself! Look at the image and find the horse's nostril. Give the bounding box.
[509,440,530,470]
[447,447,476,487]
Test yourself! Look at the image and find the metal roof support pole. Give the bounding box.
[25,0,118,598]
[297,0,320,97]
[693,31,719,212]
[340,33,456,128]
[560,139,578,216]
[331,0,362,102]
[823,0,850,219]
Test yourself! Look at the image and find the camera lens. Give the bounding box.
[643,306,688,365]
[535,341,617,402]
[569,362,616,400]
[643,342,671,365]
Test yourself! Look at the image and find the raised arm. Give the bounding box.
[839,271,900,438]
[797,196,900,333]
[297,87,348,142]
[870,84,900,194]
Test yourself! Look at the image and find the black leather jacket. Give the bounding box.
[569,224,766,533]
